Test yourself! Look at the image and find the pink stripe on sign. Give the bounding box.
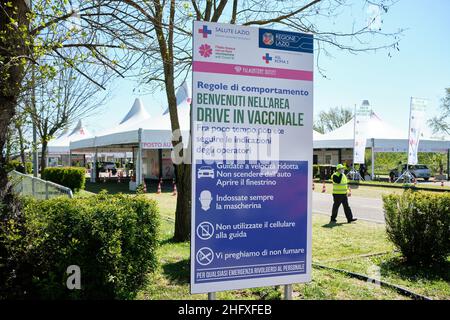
[193,61,313,81]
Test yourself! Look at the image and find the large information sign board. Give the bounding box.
[191,21,313,294]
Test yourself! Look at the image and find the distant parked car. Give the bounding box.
[389,164,431,181]
[99,162,117,175]
[197,166,214,179]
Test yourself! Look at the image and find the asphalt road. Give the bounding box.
[312,192,385,223]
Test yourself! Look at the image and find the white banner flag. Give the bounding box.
[353,100,371,164]
[408,97,428,165]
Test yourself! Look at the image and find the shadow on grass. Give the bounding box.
[162,258,190,285]
[379,255,450,283]
[321,222,346,228]
[159,237,189,246]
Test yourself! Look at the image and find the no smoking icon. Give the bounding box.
[196,221,214,240]
[196,247,214,266]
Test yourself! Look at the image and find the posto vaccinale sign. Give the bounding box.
[191,21,313,294]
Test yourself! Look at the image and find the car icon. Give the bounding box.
[198,166,214,179]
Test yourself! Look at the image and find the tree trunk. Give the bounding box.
[173,163,191,242]
[40,140,48,173]
[0,0,28,209]
[17,124,26,167]
[0,96,19,217]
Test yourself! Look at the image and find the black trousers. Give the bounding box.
[331,194,354,221]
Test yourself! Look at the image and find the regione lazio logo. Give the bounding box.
[198,25,212,38]
[262,53,272,64]
[262,32,274,45]
[199,44,212,58]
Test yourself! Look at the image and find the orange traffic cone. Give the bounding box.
[322,182,326,193]
[157,180,162,194]
[173,181,177,196]
[142,175,147,193]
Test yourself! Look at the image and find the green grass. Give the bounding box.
[325,253,450,300]
[136,214,406,300]
[312,217,394,261]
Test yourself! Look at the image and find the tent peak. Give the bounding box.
[69,119,84,136]
[120,98,150,124]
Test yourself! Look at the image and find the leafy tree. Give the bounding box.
[1,0,403,242]
[429,88,450,135]
[1,0,146,209]
[313,106,353,134]
[25,59,109,172]
[119,0,403,241]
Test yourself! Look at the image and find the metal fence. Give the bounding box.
[8,170,73,199]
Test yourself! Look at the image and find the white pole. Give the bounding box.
[32,177,35,197]
[284,284,293,300]
[371,138,375,180]
[92,148,97,183]
[352,104,357,163]
[137,129,143,186]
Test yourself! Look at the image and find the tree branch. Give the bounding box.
[243,0,321,26]
[211,0,228,22]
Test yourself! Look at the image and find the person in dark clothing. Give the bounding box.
[359,164,366,180]
[330,164,357,224]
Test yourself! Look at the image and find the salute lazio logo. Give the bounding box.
[198,25,212,38]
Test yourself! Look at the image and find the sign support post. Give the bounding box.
[283,284,292,300]
[208,292,216,300]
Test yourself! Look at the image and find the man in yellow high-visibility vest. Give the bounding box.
[330,164,357,224]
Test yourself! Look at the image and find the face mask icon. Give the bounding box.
[199,190,212,211]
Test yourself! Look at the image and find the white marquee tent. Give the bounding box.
[71,97,191,187]
[313,111,450,177]
[48,119,92,155]
[314,111,450,152]
[45,120,93,167]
